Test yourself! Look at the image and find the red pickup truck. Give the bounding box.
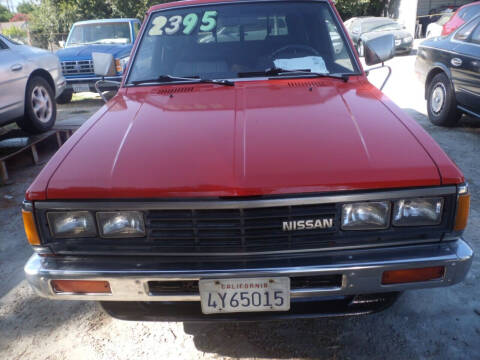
[22,0,472,321]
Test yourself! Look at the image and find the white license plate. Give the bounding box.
[72,84,90,93]
[199,277,290,314]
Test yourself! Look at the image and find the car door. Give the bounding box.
[0,38,27,123]
[450,17,480,114]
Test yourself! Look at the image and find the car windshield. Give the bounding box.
[363,20,402,32]
[67,22,131,46]
[127,1,359,84]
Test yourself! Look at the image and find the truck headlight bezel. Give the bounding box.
[341,201,391,230]
[47,211,97,238]
[392,197,444,227]
[96,211,145,238]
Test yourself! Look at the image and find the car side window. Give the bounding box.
[0,39,8,50]
[461,5,480,22]
[454,19,479,41]
[470,23,480,44]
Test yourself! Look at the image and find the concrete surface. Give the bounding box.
[0,52,479,360]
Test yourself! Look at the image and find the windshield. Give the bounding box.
[67,22,131,46]
[362,20,402,32]
[127,2,359,84]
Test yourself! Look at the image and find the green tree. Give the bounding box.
[0,4,12,22]
[17,2,36,15]
[334,0,390,20]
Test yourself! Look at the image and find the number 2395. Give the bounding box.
[149,11,218,36]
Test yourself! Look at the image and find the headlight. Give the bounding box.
[341,201,390,230]
[395,39,402,46]
[393,198,443,226]
[115,56,130,73]
[97,211,145,238]
[47,211,96,238]
[404,36,413,43]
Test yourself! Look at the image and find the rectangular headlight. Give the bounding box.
[393,198,443,226]
[47,211,96,238]
[341,201,390,230]
[97,211,145,238]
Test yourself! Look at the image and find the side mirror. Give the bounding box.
[364,34,395,66]
[58,40,65,48]
[92,52,116,77]
[92,52,121,103]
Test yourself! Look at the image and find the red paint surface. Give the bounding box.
[26,77,463,201]
[25,0,464,201]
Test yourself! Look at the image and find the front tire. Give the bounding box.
[56,89,73,104]
[427,73,462,127]
[17,76,57,134]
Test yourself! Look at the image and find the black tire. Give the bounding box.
[56,89,73,104]
[427,72,462,127]
[17,76,56,134]
[357,40,364,57]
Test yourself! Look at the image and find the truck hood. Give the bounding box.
[56,44,132,60]
[45,79,442,199]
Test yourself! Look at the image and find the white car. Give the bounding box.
[426,13,454,38]
[0,34,66,133]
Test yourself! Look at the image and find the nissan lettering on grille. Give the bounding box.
[282,218,334,231]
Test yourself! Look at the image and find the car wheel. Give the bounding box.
[56,89,73,104]
[357,41,364,57]
[17,76,57,134]
[427,73,462,127]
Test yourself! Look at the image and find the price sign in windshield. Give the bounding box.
[149,11,218,36]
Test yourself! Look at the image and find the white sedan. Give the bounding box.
[0,34,66,133]
[426,13,454,38]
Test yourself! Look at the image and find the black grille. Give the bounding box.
[146,204,338,253]
[61,60,94,75]
[37,192,457,257]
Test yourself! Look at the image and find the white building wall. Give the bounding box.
[397,0,419,36]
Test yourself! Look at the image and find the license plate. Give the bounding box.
[199,277,290,314]
[72,84,90,93]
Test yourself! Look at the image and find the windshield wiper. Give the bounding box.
[238,67,349,82]
[130,75,234,86]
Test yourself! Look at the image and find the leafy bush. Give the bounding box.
[0,4,12,22]
[2,26,28,42]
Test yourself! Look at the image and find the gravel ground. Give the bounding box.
[1,51,479,360]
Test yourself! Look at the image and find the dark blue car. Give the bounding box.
[56,18,141,103]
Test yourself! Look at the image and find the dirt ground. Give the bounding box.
[1,52,479,360]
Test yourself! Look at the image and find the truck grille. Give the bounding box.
[61,60,94,75]
[145,204,338,253]
[36,189,457,257]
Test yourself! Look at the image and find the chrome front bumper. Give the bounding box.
[24,239,473,302]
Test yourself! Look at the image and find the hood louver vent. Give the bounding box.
[287,80,325,88]
[155,87,195,95]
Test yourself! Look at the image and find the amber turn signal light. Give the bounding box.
[382,266,445,285]
[454,193,470,231]
[22,209,41,246]
[51,280,111,294]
